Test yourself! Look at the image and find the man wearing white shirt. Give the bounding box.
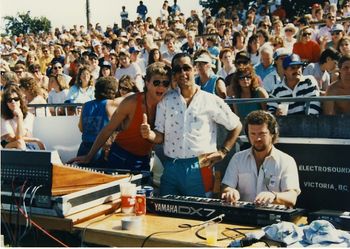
[222,110,300,207]
[141,53,242,197]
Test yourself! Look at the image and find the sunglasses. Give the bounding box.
[172,64,192,73]
[238,75,252,80]
[7,97,20,103]
[235,60,249,65]
[302,32,312,37]
[285,29,294,32]
[152,80,170,87]
[327,16,336,19]
[53,66,62,70]
[119,86,131,91]
[332,31,342,35]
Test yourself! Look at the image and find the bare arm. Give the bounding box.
[215,78,227,99]
[323,84,336,115]
[257,87,269,110]
[68,97,133,163]
[78,105,84,132]
[202,121,242,166]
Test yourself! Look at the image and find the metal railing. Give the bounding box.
[28,103,83,117]
[28,96,350,117]
[224,96,350,115]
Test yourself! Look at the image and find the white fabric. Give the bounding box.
[222,146,301,202]
[263,70,282,94]
[1,112,34,138]
[48,89,69,104]
[155,88,240,159]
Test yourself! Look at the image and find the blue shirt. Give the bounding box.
[66,84,95,104]
[81,99,109,142]
[254,63,275,81]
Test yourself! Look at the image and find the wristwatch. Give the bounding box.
[220,146,230,156]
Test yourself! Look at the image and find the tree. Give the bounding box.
[199,0,320,20]
[3,11,51,36]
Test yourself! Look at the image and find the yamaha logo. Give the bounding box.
[154,203,216,217]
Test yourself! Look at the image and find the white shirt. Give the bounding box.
[217,66,236,80]
[48,89,69,104]
[263,70,282,94]
[1,112,34,138]
[222,146,301,202]
[115,63,143,90]
[155,87,240,159]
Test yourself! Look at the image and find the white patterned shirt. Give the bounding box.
[155,87,240,159]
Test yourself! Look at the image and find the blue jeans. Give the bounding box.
[77,141,106,168]
[107,143,150,171]
[160,157,206,197]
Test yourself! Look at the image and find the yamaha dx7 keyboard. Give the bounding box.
[147,195,305,226]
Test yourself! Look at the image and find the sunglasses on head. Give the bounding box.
[7,97,20,103]
[172,64,192,74]
[152,79,170,87]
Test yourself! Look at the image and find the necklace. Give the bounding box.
[144,92,154,128]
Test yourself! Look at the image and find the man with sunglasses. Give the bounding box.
[69,62,171,173]
[267,53,321,116]
[141,53,242,197]
[315,13,336,43]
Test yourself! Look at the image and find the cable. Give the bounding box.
[14,203,69,247]
[9,182,69,248]
[141,227,191,247]
[80,212,115,247]
[141,214,225,247]
[18,186,33,243]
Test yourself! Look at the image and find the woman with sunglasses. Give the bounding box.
[293,26,321,63]
[227,65,269,118]
[1,85,44,150]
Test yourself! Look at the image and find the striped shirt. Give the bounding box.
[268,75,321,115]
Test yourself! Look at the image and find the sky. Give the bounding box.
[0,0,203,33]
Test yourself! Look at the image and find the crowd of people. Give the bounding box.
[1,0,350,205]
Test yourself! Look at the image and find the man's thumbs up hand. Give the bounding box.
[141,113,152,140]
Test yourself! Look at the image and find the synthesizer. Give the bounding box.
[147,195,305,226]
[1,149,143,217]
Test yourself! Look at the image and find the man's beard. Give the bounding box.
[253,143,267,152]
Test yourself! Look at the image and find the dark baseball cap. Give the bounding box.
[282,54,304,69]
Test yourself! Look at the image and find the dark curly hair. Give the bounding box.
[231,65,260,98]
[1,85,28,120]
[244,110,279,144]
[94,76,118,100]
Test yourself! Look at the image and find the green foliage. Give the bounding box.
[3,11,51,36]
